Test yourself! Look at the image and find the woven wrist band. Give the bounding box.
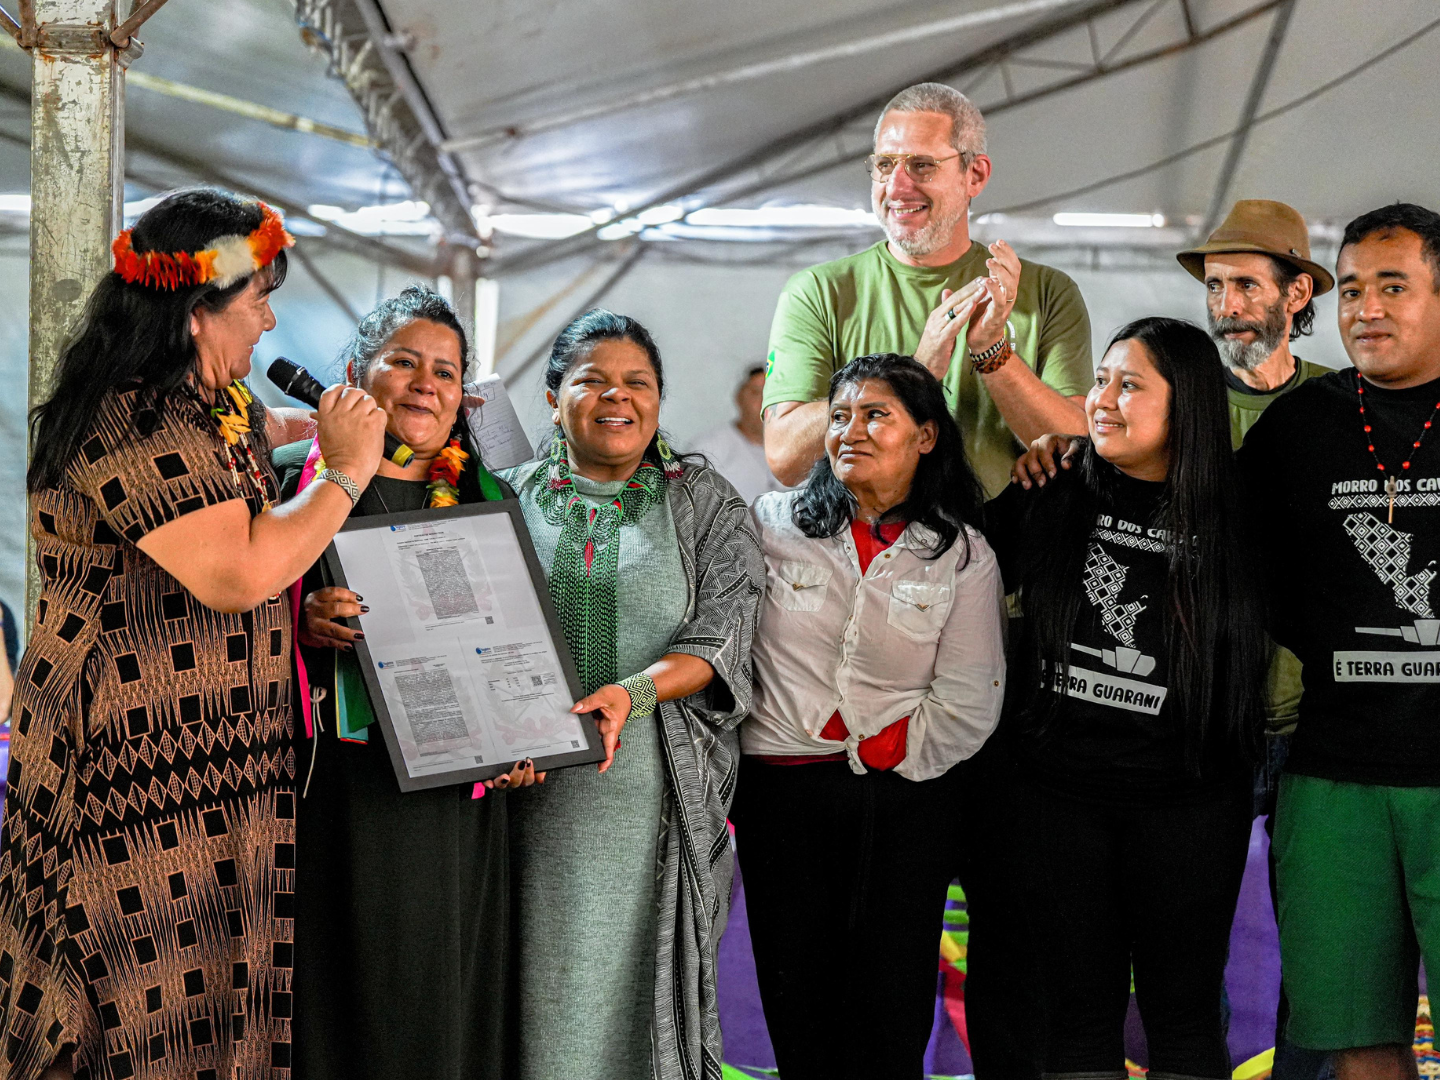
[619,673,659,718]
[318,468,361,507]
[969,338,1012,374]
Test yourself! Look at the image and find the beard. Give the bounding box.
[1209,298,1289,371]
[876,194,968,258]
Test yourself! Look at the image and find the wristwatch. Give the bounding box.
[317,467,361,507]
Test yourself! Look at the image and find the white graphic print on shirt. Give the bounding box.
[1331,499,1440,682]
[1344,513,1436,617]
[1083,545,1147,649]
[1050,521,1169,714]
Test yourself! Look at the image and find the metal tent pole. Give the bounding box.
[22,0,140,627]
[446,243,479,339]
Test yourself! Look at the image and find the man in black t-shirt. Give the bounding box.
[1237,204,1440,1078]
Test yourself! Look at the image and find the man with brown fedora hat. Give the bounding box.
[1177,198,1336,448]
[1177,198,1330,793]
[1182,199,1336,1080]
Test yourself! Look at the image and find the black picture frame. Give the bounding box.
[321,498,604,791]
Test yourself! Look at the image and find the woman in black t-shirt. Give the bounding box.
[984,317,1269,1080]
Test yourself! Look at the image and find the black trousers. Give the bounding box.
[956,740,1046,1079]
[1016,779,1253,1079]
[731,757,966,1080]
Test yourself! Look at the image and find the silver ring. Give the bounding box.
[946,308,957,321]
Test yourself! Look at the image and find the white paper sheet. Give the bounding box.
[464,375,535,470]
[331,514,588,780]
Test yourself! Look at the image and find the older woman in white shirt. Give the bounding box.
[734,353,1006,1080]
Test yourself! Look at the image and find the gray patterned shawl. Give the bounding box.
[650,460,765,1080]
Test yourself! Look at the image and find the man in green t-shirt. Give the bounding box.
[761,81,1092,498]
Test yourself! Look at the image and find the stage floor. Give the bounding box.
[718,817,1283,1076]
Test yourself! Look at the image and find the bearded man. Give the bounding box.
[1177,199,1335,448]
[1179,199,1336,1080]
[760,81,1092,496]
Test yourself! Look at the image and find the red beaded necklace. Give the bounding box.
[1355,370,1440,523]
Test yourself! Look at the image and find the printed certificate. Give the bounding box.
[324,501,604,791]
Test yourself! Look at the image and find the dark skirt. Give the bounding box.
[292,725,510,1080]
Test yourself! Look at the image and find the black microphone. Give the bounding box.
[267,356,414,467]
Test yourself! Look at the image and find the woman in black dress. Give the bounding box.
[275,286,528,1080]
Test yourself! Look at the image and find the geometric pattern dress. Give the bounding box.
[0,386,297,1080]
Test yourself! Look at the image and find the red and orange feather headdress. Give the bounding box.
[112,201,295,290]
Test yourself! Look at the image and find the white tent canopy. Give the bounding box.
[376,0,1440,262]
[5,0,1434,260]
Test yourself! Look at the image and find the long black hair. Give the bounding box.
[1015,317,1268,771]
[792,353,984,562]
[543,308,682,466]
[28,187,288,492]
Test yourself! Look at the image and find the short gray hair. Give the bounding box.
[874,82,987,157]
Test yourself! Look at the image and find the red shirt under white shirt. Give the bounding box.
[743,491,1006,780]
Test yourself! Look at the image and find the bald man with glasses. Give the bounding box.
[761,81,1093,498]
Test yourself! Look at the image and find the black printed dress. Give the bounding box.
[0,385,297,1080]
[273,439,513,1080]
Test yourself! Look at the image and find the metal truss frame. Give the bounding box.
[2,0,167,49]
[489,0,1287,277]
[295,0,480,245]
[0,74,440,275]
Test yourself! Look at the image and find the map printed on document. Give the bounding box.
[332,514,589,781]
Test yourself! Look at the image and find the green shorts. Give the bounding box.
[1273,773,1440,1050]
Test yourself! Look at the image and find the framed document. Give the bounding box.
[323,500,604,791]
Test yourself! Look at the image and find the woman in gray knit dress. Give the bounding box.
[500,310,764,1080]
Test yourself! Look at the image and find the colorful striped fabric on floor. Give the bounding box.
[1417,996,1437,1078]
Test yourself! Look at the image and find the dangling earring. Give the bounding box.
[655,434,683,481]
[546,425,571,491]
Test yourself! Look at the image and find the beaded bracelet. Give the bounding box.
[619,673,659,718]
[969,338,1012,375]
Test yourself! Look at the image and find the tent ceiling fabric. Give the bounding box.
[0,0,410,217]
[376,0,1439,239]
[2,0,1437,258]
